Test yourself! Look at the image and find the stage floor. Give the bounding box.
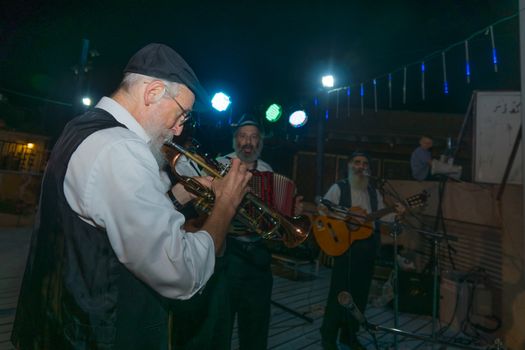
[235,257,496,350]
[0,227,495,350]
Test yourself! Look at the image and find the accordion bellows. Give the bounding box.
[249,171,296,217]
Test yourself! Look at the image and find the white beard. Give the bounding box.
[149,141,168,169]
[234,142,263,163]
[349,171,369,191]
[144,117,171,169]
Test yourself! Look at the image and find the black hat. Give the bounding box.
[231,113,261,130]
[123,43,210,111]
[350,150,371,162]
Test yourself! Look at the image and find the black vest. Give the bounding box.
[12,108,169,350]
[335,178,380,240]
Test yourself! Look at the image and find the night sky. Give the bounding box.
[0,0,519,136]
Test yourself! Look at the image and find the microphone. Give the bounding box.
[315,196,334,209]
[363,169,380,180]
[338,291,368,328]
[315,196,348,214]
[363,170,385,188]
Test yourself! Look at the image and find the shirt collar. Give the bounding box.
[95,96,151,143]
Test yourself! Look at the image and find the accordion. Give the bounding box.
[249,171,296,217]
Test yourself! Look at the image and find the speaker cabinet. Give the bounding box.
[398,271,437,316]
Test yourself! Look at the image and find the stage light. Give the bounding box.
[321,75,334,88]
[211,92,231,112]
[288,110,308,128]
[82,97,92,106]
[265,103,282,123]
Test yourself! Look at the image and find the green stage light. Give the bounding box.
[265,103,282,123]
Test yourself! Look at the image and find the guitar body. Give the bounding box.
[312,191,428,256]
[312,207,373,256]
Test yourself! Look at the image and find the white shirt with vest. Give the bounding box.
[63,96,215,300]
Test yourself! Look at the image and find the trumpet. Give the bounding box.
[164,140,310,248]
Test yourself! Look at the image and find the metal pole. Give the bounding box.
[519,0,525,281]
[431,238,439,350]
[315,93,327,197]
[392,225,399,350]
[75,38,90,114]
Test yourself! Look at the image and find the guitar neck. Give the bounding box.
[365,206,396,221]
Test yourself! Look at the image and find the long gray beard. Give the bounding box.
[145,127,170,169]
[349,172,369,191]
[149,141,168,169]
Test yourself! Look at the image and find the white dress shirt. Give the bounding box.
[324,181,395,224]
[64,97,215,300]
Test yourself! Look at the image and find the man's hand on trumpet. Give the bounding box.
[202,158,252,253]
[168,176,214,206]
[211,158,252,214]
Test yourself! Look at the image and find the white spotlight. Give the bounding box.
[82,97,92,106]
[211,92,231,112]
[288,110,308,128]
[322,75,334,88]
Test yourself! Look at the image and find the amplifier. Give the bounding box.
[398,271,437,316]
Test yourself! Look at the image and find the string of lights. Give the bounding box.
[325,11,519,110]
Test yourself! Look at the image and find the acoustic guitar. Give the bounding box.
[312,191,428,256]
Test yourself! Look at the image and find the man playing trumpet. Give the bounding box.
[12,43,251,350]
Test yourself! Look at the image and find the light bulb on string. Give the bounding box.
[360,83,364,115]
[465,40,471,84]
[402,66,407,105]
[421,62,425,101]
[388,73,392,108]
[489,26,498,72]
[373,79,378,112]
[335,89,340,119]
[346,87,351,118]
[442,52,449,95]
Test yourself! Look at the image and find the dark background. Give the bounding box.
[0,0,520,152]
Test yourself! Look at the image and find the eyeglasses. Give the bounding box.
[143,81,193,125]
[169,95,193,125]
[163,87,193,126]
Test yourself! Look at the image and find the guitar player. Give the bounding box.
[319,151,405,350]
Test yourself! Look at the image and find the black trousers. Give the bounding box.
[320,236,378,345]
[226,238,273,350]
[170,257,230,350]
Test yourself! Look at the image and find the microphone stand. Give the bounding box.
[371,177,406,350]
[380,175,464,349]
[372,176,445,350]
[366,322,485,350]
[390,219,403,350]
[339,290,484,350]
[270,300,313,323]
